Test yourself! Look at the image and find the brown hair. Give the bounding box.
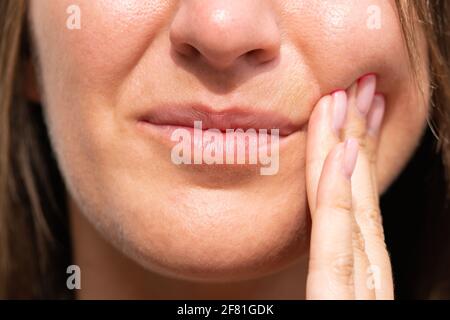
[0,0,449,299]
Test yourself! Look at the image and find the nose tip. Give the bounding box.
[170,1,281,70]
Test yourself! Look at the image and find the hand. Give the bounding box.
[305,74,394,299]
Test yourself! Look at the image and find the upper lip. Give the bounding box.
[137,103,303,137]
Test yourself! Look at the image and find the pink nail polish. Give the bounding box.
[330,88,344,95]
[357,73,377,84]
[367,94,386,136]
[342,138,359,178]
[356,74,376,116]
[332,90,348,133]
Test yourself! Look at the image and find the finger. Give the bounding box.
[307,139,359,300]
[306,91,347,213]
[366,94,386,156]
[342,77,378,299]
[344,75,394,299]
[351,216,376,299]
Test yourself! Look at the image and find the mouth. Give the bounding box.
[134,103,303,171]
[136,103,303,137]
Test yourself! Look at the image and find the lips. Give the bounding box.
[133,103,303,173]
[136,103,303,137]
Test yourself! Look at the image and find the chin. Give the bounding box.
[117,193,310,282]
[65,129,311,282]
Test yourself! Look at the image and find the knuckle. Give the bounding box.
[316,197,352,218]
[360,207,386,241]
[327,197,353,216]
[330,253,355,287]
[363,147,377,164]
[352,223,366,253]
[345,125,367,144]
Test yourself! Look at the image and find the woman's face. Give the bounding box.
[29,0,429,281]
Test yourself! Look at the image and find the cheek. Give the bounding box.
[280,0,430,191]
[29,0,176,178]
[30,0,174,94]
[281,0,409,90]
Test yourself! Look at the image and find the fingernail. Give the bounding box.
[356,74,377,116]
[342,138,359,178]
[332,90,348,133]
[367,94,385,136]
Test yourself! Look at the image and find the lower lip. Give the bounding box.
[136,120,287,161]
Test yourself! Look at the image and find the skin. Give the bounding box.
[28,0,429,299]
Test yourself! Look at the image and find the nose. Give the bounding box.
[170,0,281,70]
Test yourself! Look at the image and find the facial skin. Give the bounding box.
[28,0,429,289]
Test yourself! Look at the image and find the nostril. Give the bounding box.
[245,48,278,65]
[247,49,261,58]
[176,43,200,58]
[169,3,281,70]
